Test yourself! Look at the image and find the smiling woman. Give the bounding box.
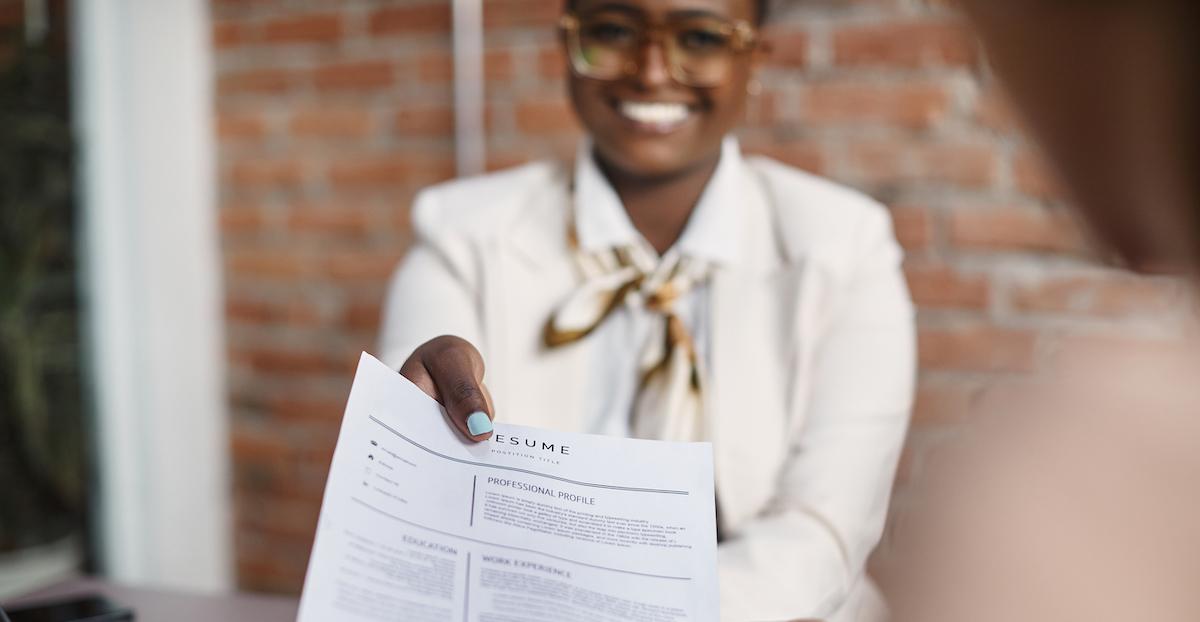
[379,1,916,620]
[565,0,761,192]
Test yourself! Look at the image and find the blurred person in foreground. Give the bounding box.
[380,0,915,620]
[886,2,1200,621]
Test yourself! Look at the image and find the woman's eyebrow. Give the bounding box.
[666,8,727,21]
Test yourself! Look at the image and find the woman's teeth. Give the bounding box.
[619,101,690,127]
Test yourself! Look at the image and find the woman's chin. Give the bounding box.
[595,139,715,181]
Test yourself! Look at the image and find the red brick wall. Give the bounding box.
[211,0,1190,593]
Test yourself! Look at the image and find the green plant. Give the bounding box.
[0,33,86,553]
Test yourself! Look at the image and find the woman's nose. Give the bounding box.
[633,40,672,89]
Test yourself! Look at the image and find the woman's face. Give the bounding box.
[565,0,763,179]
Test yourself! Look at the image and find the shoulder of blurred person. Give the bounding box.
[409,159,568,244]
[744,153,905,277]
[886,333,1200,622]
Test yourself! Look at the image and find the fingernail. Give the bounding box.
[466,411,493,436]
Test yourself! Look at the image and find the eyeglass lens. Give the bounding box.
[570,13,742,87]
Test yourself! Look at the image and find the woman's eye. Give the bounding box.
[585,22,637,45]
[678,29,728,51]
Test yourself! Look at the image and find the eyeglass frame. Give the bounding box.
[558,11,762,87]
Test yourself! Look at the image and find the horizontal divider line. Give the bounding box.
[368,414,688,495]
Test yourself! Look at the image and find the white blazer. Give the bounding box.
[380,154,916,621]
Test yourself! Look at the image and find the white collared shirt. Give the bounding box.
[572,136,745,436]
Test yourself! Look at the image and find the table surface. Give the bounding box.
[2,577,299,622]
[2,578,823,622]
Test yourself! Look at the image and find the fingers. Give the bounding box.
[399,355,439,401]
[398,335,494,442]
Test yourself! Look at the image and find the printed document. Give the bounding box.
[297,353,719,621]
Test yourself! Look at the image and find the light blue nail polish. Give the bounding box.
[466,411,493,436]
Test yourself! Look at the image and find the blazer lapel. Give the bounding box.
[485,164,593,434]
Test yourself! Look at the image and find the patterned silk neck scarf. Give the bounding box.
[545,239,711,442]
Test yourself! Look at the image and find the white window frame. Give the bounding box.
[72,0,231,591]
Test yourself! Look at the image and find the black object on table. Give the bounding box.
[1,594,133,621]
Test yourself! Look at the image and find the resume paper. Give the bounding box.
[297,353,719,621]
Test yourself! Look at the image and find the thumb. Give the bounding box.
[409,336,495,441]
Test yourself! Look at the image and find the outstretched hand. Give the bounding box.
[399,335,495,442]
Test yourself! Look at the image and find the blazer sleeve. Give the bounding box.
[378,189,485,370]
[717,205,917,621]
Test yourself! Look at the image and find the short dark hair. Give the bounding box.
[564,1,770,25]
[755,0,769,24]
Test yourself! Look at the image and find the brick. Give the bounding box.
[211,0,279,14]
[538,46,566,79]
[846,141,996,188]
[744,141,826,175]
[905,263,990,310]
[234,419,339,458]
[266,395,347,423]
[833,19,977,68]
[212,21,246,49]
[486,150,537,172]
[321,249,405,281]
[341,301,383,332]
[515,97,578,134]
[218,68,299,95]
[261,13,342,44]
[949,207,1087,254]
[368,3,451,36]
[235,560,307,595]
[764,28,808,67]
[918,325,1037,372]
[231,346,347,375]
[236,525,315,560]
[326,155,453,189]
[416,52,453,83]
[234,536,310,594]
[226,249,309,280]
[217,113,268,141]
[313,60,395,91]
[237,493,322,539]
[226,298,321,326]
[328,156,408,188]
[484,0,561,29]
[227,159,304,188]
[742,89,781,128]
[394,105,455,137]
[230,424,300,461]
[888,205,932,251]
[974,85,1020,133]
[381,198,417,236]
[485,49,514,82]
[286,205,371,237]
[802,80,951,129]
[219,204,268,235]
[1011,275,1179,318]
[289,107,372,138]
[1013,147,1067,200]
